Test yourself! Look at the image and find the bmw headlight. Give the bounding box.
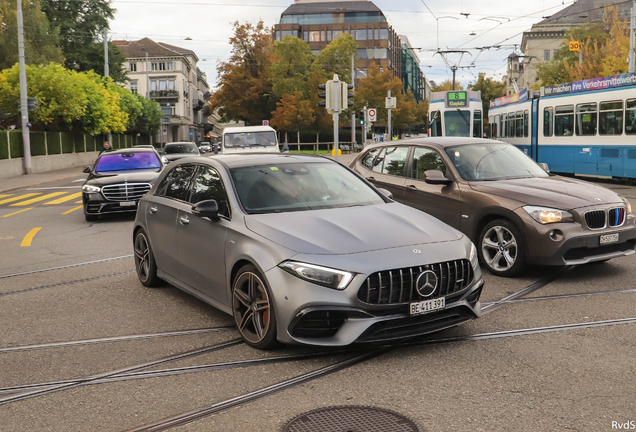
[279,261,354,290]
[620,196,632,214]
[523,206,574,224]
[82,185,101,193]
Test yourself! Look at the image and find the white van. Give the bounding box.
[219,126,280,154]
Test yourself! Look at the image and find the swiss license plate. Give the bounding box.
[600,233,619,245]
[410,297,445,316]
[119,201,136,207]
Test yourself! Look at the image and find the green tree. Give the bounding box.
[468,72,505,119]
[270,35,314,99]
[354,62,403,123]
[311,33,357,84]
[40,0,127,83]
[210,21,275,125]
[431,79,465,92]
[0,0,64,70]
[270,92,315,142]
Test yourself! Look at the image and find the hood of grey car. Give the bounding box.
[244,203,463,255]
[469,176,622,210]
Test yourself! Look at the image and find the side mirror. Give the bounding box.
[539,163,550,173]
[424,170,452,185]
[377,188,393,200]
[83,166,91,174]
[192,199,219,219]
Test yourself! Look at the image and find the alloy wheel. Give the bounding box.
[232,272,271,345]
[134,232,150,283]
[481,225,518,271]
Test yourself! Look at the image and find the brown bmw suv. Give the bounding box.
[350,138,636,276]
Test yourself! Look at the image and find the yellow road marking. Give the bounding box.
[21,227,42,247]
[11,192,66,206]
[62,205,83,215]
[3,208,33,218]
[0,193,40,205]
[76,200,83,203]
[44,192,82,205]
[0,194,12,198]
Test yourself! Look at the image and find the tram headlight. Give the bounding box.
[523,206,574,224]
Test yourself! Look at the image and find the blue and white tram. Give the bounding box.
[429,90,483,138]
[489,73,636,180]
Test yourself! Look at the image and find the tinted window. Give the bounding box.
[360,148,379,170]
[627,99,636,135]
[156,164,196,201]
[599,101,623,135]
[412,147,446,179]
[95,152,161,172]
[575,103,597,136]
[473,110,482,138]
[444,110,470,137]
[543,107,553,136]
[189,166,230,218]
[381,146,409,176]
[430,111,442,137]
[371,148,387,173]
[524,110,529,137]
[224,132,277,148]
[555,105,574,136]
[164,143,199,154]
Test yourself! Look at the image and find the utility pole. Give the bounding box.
[17,0,32,174]
[333,74,340,162]
[363,106,367,147]
[630,0,635,73]
[351,54,356,148]
[387,90,392,140]
[451,66,458,90]
[104,28,112,144]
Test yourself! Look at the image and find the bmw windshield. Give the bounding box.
[231,162,385,214]
[95,152,161,172]
[446,143,549,181]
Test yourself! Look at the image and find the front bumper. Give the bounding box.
[264,265,483,347]
[83,192,139,215]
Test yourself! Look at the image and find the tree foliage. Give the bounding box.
[468,72,505,118]
[535,6,629,86]
[430,79,465,92]
[270,91,315,134]
[270,35,314,99]
[0,0,64,70]
[209,21,276,125]
[311,33,357,84]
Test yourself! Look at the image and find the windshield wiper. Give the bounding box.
[456,109,470,127]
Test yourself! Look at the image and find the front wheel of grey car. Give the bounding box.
[478,219,526,277]
[232,264,278,349]
[134,229,164,287]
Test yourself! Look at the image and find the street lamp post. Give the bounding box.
[17,0,32,174]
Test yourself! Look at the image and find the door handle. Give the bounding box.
[366,176,375,182]
[149,206,158,214]
[179,216,190,225]
[407,184,418,190]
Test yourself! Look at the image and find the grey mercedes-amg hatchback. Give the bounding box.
[132,154,483,349]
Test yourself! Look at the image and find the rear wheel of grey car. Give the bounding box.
[478,219,526,277]
[134,229,163,287]
[232,265,278,349]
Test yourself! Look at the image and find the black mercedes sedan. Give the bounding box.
[82,148,164,221]
[162,142,201,164]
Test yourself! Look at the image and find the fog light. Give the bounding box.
[549,229,564,241]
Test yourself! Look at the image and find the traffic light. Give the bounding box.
[27,98,38,112]
[318,81,334,112]
[359,110,365,125]
[340,83,354,110]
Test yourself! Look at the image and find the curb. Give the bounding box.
[0,173,82,194]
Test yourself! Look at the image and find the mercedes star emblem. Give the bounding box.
[413,249,421,254]
[416,270,438,297]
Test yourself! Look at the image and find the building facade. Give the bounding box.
[505,0,632,95]
[273,0,427,97]
[400,35,429,101]
[116,38,213,144]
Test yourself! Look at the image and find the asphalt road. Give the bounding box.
[1,161,635,432]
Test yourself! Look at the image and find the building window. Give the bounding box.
[312,50,320,55]
[374,28,379,40]
[356,68,367,79]
[544,50,550,61]
[274,31,280,41]
[333,30,344,39]
[357,48,367,59]
[159,80,167,91]
[169,80,175,90]
[326,30,332,41]
[356,29,367,40]
[129,62,137,72]
[309,31,320,42]
[130,81,138,94]
[151,81,157,91]
[282,30,293,38]
[379,28,388,39]
[303,31,309,41]
[167,62,174,71]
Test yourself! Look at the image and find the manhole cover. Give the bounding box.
[282,405,423,432]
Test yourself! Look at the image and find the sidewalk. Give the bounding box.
[0,166,85,194]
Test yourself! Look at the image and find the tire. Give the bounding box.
[478,219,526,277]
[231,264,278,349]
[84,212,98,222]
[133,229,164,287]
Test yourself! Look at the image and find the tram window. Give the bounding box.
[381,146,409,176]
[430,111,442,137]
[575,103,597,136]
[371,147,387,173]
[543,107,554,137]
[500,114,506,138]
[493,115,499,138]
[444,110,471,137]
[599,101,623,135]
[555,105,574,136]
[627,99,636,135]
[508,112,515,138]
[524,110,529,137]
[473,110,482,138]
[412,147,447,179]
[515,111,523,138]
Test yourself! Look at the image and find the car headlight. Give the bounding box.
[469,242,478,269]
[161,156,169,164]
[523,206,574,224]
[82,185,101,193]
[620,196,632,214]
[279,261,354,290]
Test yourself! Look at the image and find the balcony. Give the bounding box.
[149,90,179,100]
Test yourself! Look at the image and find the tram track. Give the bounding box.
[0,270,136,297]
[0,254,134,279]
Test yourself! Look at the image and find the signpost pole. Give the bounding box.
[333,74,340,162]
[351,54,356,148]
[387,90,392,141]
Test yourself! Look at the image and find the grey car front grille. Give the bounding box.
[358,259,473,305]
[102,183,151,202]
[584,207,626,230]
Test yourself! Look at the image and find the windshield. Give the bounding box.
[164,143,199,154]
[231,162,384,214]
[444,110,471,137]
[95,152,161,172]
[225,132,277,148]
[445,143,549,181]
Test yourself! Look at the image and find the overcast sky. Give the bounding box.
[108,0,574,88]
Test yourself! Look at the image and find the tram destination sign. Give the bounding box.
[543,72,636,97]
[446,91,467,108]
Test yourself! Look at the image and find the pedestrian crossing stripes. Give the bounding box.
[43,193,83,205]
[0,192,85,208]
[10,192,66,206]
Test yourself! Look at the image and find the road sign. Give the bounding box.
[569,41,580,51]
[368,108,377,122]
[162,128,167,133]
[385,97,396,109]
[373,133,384,143]
[262,120,269,126]
[189,132,193,137]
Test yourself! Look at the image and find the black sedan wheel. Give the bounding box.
[479,219,526,277]
[232,264,278,349]
[134,229,163,287]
